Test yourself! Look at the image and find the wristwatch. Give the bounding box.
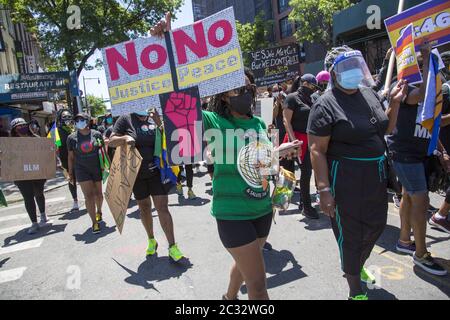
[318,187,332,193]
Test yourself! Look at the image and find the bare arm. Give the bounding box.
[108,133,134,148]
[309,134,335,217]
[283,108,296,142]
[441,114,450,127]
[406,44,431,106]
[385,79,408,134]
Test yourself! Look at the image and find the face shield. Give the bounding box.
[330,50,375,90]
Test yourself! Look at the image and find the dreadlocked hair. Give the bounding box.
[207,67,256,119]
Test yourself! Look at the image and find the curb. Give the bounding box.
[4,182,68,205]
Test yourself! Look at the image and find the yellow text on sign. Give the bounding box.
[176,48,242,88]
[109,73,174,105]
[388,9,450,46]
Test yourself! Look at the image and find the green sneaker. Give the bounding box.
[348,294,368,300]
[187,188,197,200]
[169,243,184,262]
[176,183,183,196]
[146,238,158,256]
[361,267,376,284]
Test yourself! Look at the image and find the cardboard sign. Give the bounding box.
[0,137,56,181]
[104,145,142,234]
[385,0,450,52]
[102,7,245,116]
[396,23,422,84]
[249,44,300,87]
[160,86,203,165]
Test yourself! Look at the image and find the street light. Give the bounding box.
[82,76,101,116]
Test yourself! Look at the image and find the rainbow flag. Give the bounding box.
[154,128,180,186]
[385,0,450,52]
[417,51,443,156]
[395,23,422,84]
[47,122,62,148]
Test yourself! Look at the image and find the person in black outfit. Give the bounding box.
[108,109,184,261]
[308,45,407,299]
[68,113,105,234]
[8,118,49,234]
[282,74,319,219]
[56,109,79,212]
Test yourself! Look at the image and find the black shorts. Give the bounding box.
[75,165,102,183]
[216,212,273,249]
[133,170,170,200]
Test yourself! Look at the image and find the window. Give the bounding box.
[278,0,290,14]
[279,17,292,39]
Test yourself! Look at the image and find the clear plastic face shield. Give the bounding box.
[330,50,375,90]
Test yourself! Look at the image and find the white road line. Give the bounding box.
[0,197,67,211]
[0,239,44,256]
[0,225,29,235]
[0,214,28,222]
[0,267,26,284]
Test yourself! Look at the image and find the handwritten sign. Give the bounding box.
[249,44,300,87]
[0,137,56,181]
[385,0,450,52]
[102,7,245,116]
[104,145,142,234]
[396,23,422,84]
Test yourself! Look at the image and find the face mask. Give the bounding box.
[63,120,73,127]
[75,120,87,130]
[106,117,113,125]
[17,126,29,135]
[301,85,315,97]
[229,92,254,115]
[336,68,364,90]
[319,83,328,92]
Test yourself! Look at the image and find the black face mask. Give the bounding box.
[229,92,254,115]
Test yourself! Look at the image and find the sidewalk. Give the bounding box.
[0,169,68,204]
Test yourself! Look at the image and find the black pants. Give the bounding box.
[329,157,388,276]
[15,180,46,223]
[280,151,313,207]
[177,164,194,188]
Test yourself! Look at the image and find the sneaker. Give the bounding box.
[27,223,39,235]
[146,238,158,256]
[92,223,101,234]
[176,183,183,196]
[413,252,447,276]
[71,201,79,212]
[187,188,197,200]
[303,205,319,219]
[360,267,376,284]
[39,213,49,226]
[396,240,416,255]
[392,194,401,209]
[169,243,184,262]
[348,294,368,300]
[96,212,103,222]
[263,242,273,251]
[429,214,450,234]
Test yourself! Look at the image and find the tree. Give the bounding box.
[2,0,183,77]
[236,11,272,66]
[86,94,107,117]
[289,0,353,49]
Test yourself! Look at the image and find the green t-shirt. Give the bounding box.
[202,111,273,220]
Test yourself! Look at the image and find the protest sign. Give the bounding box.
[0,137,56,181]
[395,23,422,84]
[102,7,245,116]
[104,145,142,234]
[385,0,450,52]
[254,98,274,128]
[160,86,203,165]
[249,44,300,87]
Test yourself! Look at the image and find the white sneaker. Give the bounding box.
[71,201,79,212]
[27,223,39,235]
[393,194,401,209]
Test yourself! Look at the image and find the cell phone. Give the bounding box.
[275,140,302,157]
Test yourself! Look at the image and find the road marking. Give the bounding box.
[0,267,26,284]
[0,197,66,211]
[0,214,28,222]
[0,225,29,235]
[0,239,44,256]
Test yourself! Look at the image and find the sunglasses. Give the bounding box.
[231,84,257,96]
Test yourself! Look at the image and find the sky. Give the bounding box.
[79,0,194,110]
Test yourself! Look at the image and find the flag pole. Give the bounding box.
[383,0,406,97]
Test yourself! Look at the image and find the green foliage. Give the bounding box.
[236,11,272,66]
[2,0,183,76]
[85,94,106,117]
[289,0,353,48]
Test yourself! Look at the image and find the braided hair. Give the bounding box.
[324,45,353,71]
